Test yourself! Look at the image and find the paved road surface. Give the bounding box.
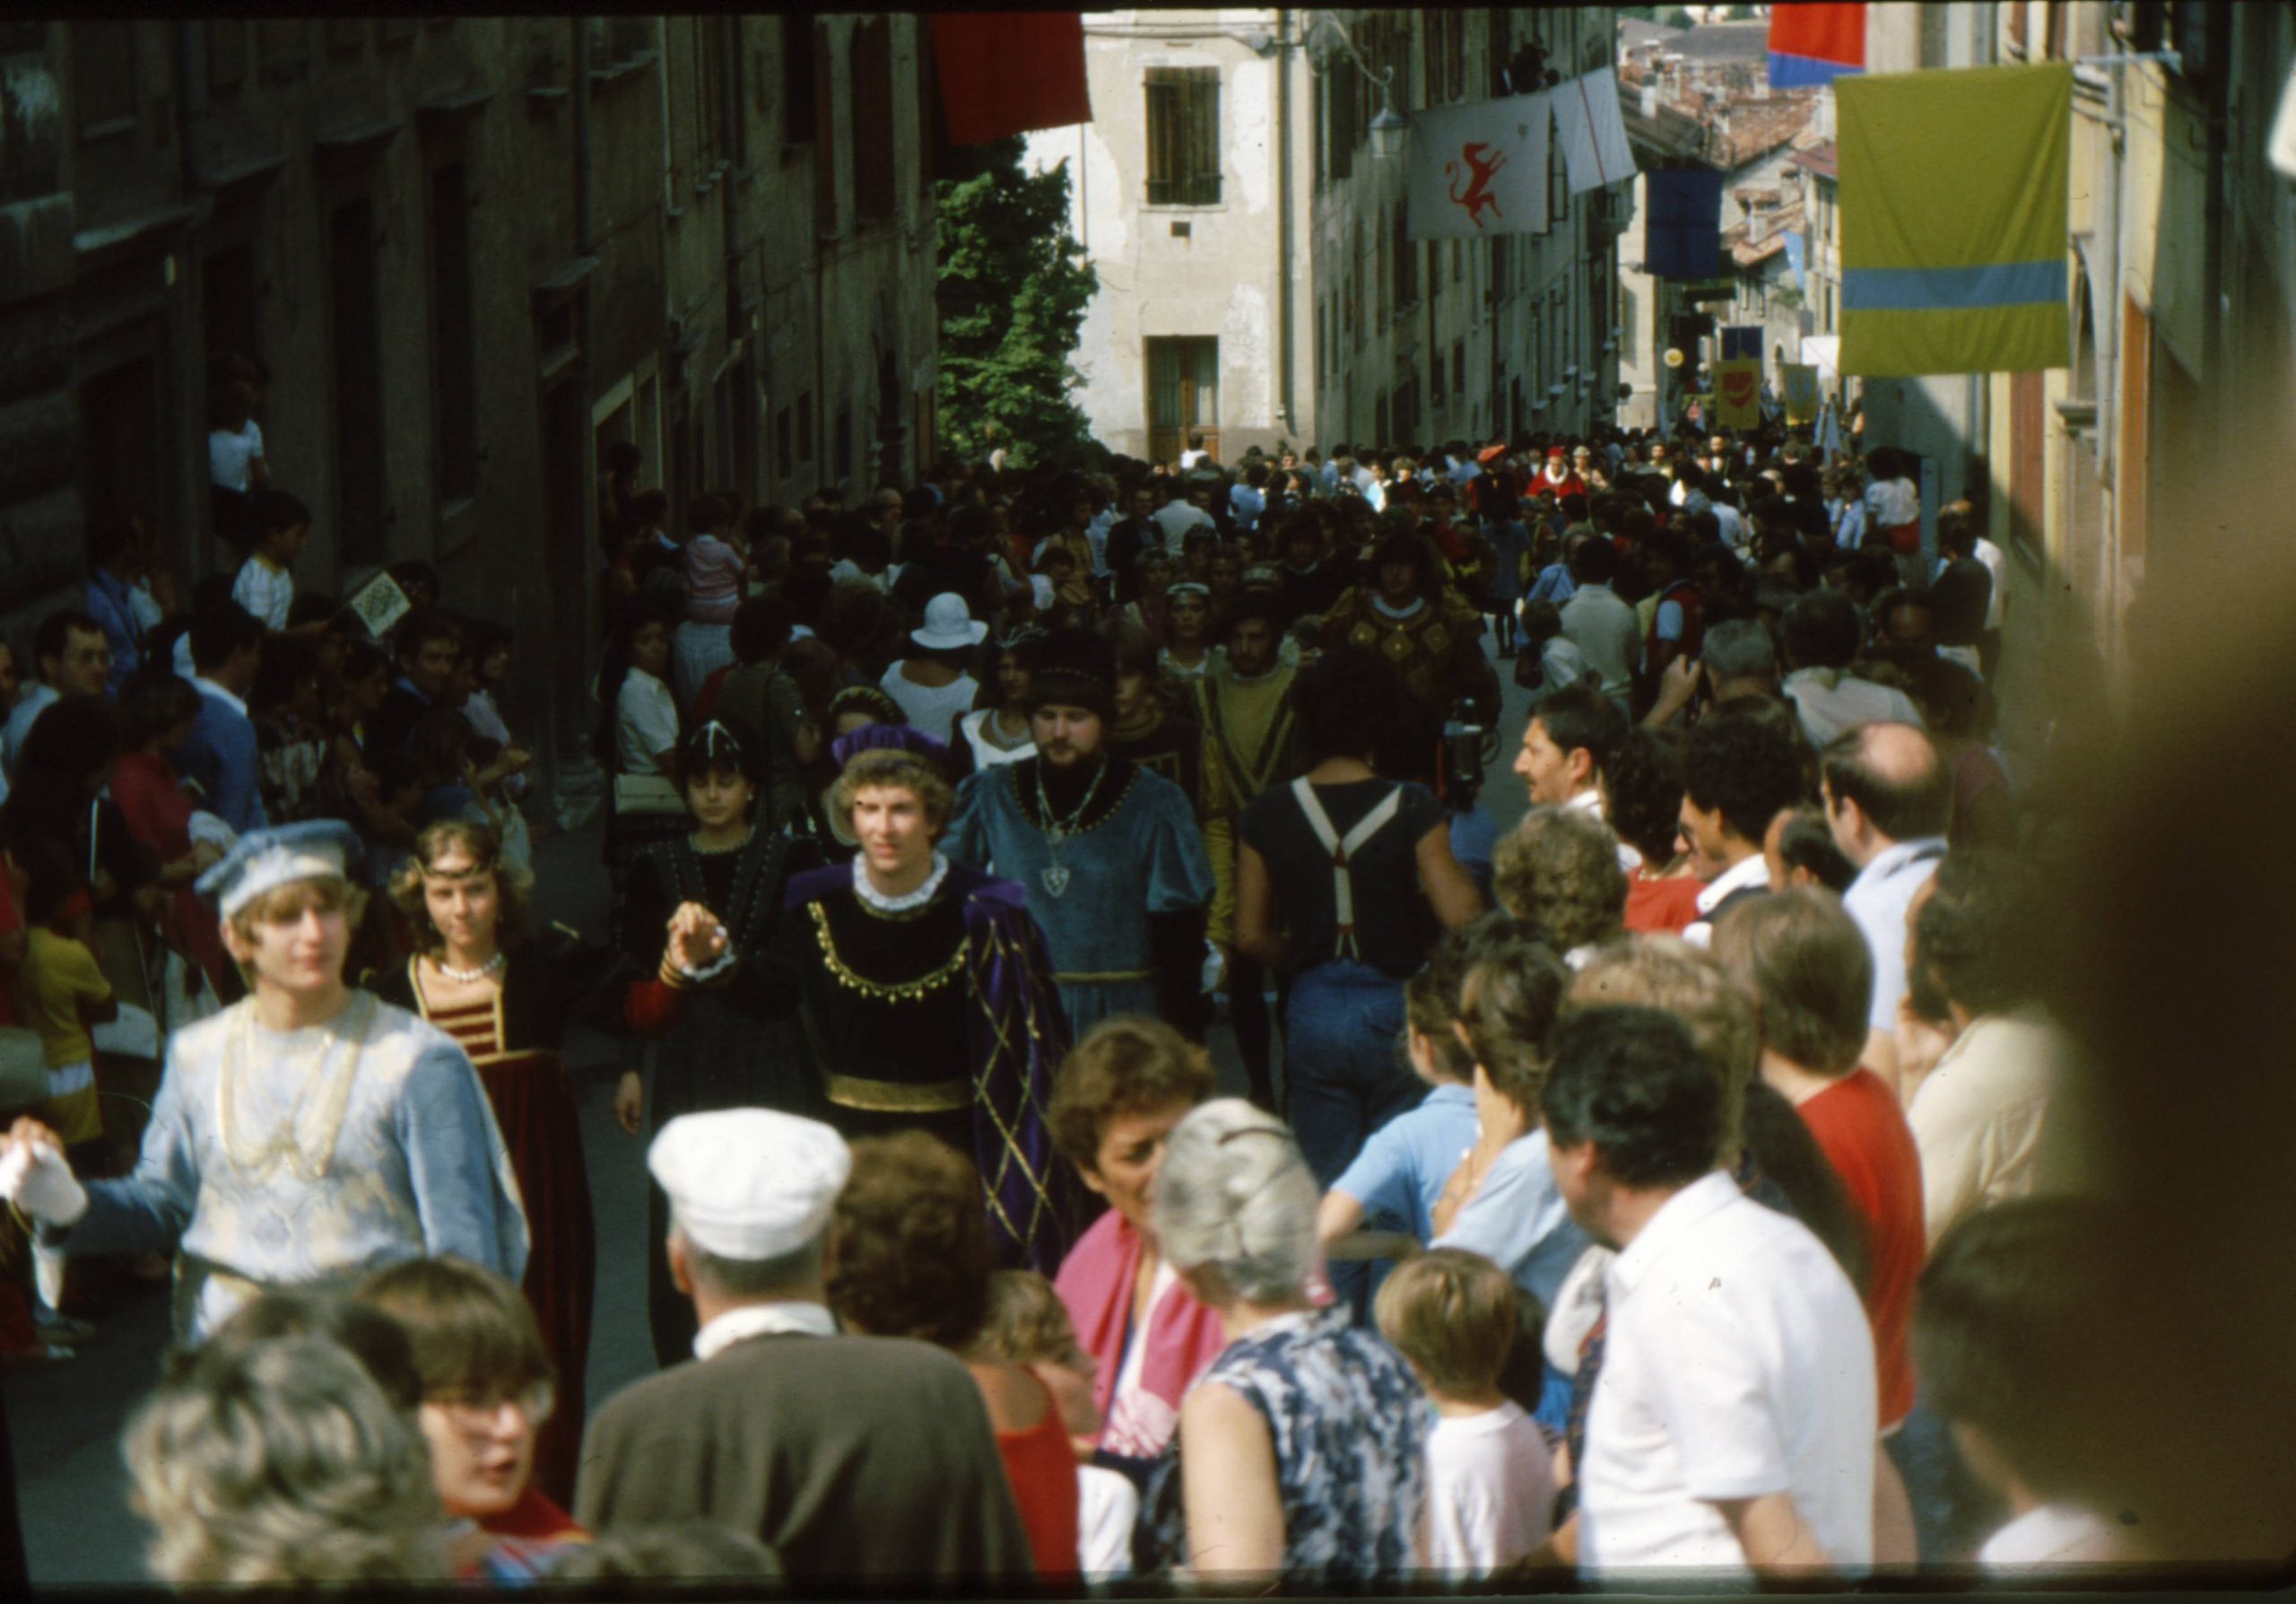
[5,629,1537,1584]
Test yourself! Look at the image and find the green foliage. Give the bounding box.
[934,137,1106,474]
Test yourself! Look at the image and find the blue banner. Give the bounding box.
[1646,168,1725,282]
[1784,229,1807,290]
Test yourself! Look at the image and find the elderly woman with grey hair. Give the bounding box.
[124,1332,447,1585]
[1134,1099,1428,1583]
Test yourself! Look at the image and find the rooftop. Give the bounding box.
[1791,143,1839,181]
[1665,22,1770,64]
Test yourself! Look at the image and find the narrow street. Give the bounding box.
[2,632,1536,1585]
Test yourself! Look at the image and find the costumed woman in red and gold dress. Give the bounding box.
[377,817,619,1508]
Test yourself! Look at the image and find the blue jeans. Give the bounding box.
[1283,960,1417,1191]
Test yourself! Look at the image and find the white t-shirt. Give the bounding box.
[208,420,265,492]
[1078,1464,1140,1579]
[232,554,295,632]
[1978,1504,2126,1571]
[1842,836,1945,1032]
[1578,1171,1877,1577]
[615,669,681,775]
[1423,1401,1555,1577]
[1178,448,1208,470]
[879,663,978,745]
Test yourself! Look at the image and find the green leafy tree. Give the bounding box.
[935,136,1105,473]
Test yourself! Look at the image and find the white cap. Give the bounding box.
[648,1110,851,1262]
[196,821,364,919]
[911,592,987,651]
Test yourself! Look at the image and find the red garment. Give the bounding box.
[997,1372,1082,1575]
[109,750,230,990]
[1623,865,1707,935]
[472,1050,597,1509]
[1797,1068,1925,1430]
[695,662,736,722]
[1539,471,1588,500]
[1646,578,1705,662]
[481,1483,588,1543]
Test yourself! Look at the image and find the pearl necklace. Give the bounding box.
[436,951,506,983]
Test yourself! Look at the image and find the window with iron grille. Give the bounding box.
[206,20,247,96]
[851,17,895,223]
[74,22,136,137]
[1144,66,1221,205]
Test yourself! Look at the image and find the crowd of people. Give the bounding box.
[0,397,2150,1588]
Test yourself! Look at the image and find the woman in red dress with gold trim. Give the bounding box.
[375,818,615,1510]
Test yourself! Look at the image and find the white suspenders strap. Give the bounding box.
[1292,778,1405,963]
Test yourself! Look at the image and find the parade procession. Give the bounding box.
[0,3,2289,1592]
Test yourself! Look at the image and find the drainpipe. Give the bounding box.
[721,16,744,370]
[568,19,598,778]
[1276,9,1295,440]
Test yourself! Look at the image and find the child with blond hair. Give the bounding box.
[1375,1247,1555,1577]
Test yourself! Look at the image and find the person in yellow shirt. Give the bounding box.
[9,841,115,1153]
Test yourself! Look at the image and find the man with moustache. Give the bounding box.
[947,628,1214,1038]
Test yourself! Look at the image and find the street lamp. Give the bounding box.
[1308,17,1407,161]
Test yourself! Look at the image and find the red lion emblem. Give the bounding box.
[1446,142,1508,231]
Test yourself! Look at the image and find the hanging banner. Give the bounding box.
[1713,326,1762,429]
[1838,62,2073,375]
[1553,70,1637,194]
[931,13,1093,144]
[1783,364,1821,423]
[1770,2,1866,89]
[1407,94,1552,240]
[1645,169,1726,280]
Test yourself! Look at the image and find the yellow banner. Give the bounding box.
[1714,360,1762,429]
[1783,364,1820,423]
[1838,61,2072,376]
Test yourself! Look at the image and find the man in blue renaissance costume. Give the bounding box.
[945,627,1214,1042]
[733,728,1091,1274]
[0,821,526,1346]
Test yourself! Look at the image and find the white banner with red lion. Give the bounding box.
[1405,93,1551,240]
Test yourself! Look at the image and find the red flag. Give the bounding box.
[931,13,1092,145]
[1769,3,1866,88]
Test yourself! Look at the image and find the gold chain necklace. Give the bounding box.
[217,993,376,1182]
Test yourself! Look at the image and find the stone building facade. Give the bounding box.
[1027,8,1622,466]
[0,16,937,781]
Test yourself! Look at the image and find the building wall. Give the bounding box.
[1309,8,1622,454]
[12,16,935,789]
[1024,10,1313,463]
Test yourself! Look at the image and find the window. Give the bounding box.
[1327,53,1358,183]
[1144,67,1221,205]
[797,392,815,462]
[1312,74,1327,192]
[775,405,795,479]
[429,162,479,504]
[206,20,247,97]
[834,404,853,484]
[1375,393,1390,446]
[698,22,726,170]
[1430,233,1443,296]
[813,24,837,234]
[1146,336,1219,465]
[1451,340,1466,401]
[783,13,817,151]
[851,17,895,223]
[74,22,136,138]
[1430,354,1443,407]
[329,198,388,565]
[258,19,309,82]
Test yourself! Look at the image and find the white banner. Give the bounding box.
[1406,94,1551,240]
[1553,70,1637,194]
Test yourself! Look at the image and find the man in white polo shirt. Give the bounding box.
[1822,722,1950,1088]
[1541,1005,1875,1578]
